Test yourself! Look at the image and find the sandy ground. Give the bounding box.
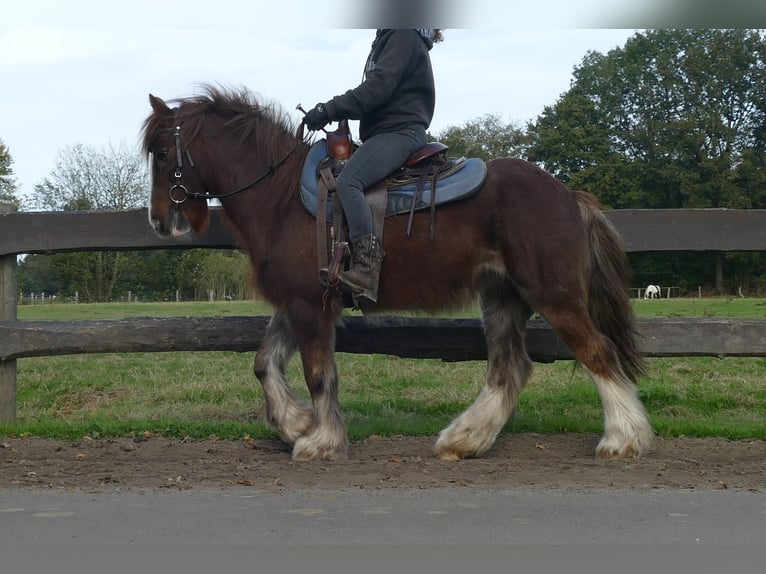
[2,432,764,492]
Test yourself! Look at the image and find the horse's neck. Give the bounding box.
[216,141,308,248]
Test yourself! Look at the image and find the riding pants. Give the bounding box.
[336,126,427,241]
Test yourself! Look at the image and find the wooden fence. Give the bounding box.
[2,205,766,423]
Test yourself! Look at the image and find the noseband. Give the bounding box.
[164,123,303,204]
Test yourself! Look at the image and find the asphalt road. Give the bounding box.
[1,487,764,545]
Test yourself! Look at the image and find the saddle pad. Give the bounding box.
[299,140,487,222]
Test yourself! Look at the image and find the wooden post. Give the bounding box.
[715,252,724,295]
[0,203,18,423]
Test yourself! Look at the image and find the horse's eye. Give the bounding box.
[155,150,168,162]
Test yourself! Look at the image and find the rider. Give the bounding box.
[303,28,443,303]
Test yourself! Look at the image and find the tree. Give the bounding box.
[30,142,147,211]
[0,138,21,207]
[529,29,766,210]
[191,250,251,301]
[16,254,63,296]
[527,88,650,209]
[112,250,185,301]
[432,114,530,162]
[25,142,148,302]
[526,29,766,293]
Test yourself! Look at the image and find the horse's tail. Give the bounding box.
[575,190,645,382]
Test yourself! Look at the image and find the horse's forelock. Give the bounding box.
[141,109,172,157]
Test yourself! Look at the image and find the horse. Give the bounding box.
[644,285,661,299]
[142,85,653,462]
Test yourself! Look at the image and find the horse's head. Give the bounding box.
[142,94,210,239]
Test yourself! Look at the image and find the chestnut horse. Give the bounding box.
[142,86,653,462]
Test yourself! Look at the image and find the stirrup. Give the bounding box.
[318,242,350,287]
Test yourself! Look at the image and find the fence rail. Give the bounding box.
[3,207,766,257]
[2,206,766,423]
[2,316,766,364]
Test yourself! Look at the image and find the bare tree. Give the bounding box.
[0,139,20,207]
[27,142,148,301]
[30,142,147,211]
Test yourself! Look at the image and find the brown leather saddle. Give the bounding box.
[311,120,458,288]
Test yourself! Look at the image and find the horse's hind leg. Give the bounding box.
[252,309,314,445]
[542,305,653,458]
[435,270,533,460]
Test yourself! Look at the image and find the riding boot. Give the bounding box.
[337,234,384,303]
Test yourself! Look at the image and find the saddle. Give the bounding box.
[298,121,487,289]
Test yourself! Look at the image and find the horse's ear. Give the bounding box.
[149,94,172,115]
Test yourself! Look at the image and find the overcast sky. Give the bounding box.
[3,0,763,201]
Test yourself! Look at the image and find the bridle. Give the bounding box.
[166,123,304,204]
[168,126,195,204]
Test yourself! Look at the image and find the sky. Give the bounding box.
[2,0,765,201]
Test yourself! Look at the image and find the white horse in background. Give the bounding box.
[644,284,661,299]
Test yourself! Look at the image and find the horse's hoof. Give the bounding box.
[434,438,475,461]
[595,437,646,459]
[291,435,348,461]
[292,450,348,462]
[435,450,464,461]
[596,446,636,459]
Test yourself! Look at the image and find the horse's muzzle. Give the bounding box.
[149,206,192,239]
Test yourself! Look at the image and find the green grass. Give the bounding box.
[17,299,277,320]
[632,297,766,319]
[3,297,766,441]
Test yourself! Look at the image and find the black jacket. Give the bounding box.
[324,29,435,141]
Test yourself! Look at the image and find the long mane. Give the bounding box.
[141,84,302,166]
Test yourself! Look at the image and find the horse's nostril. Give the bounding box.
[150,216,164,234]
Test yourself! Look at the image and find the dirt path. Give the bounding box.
[2,433,764,492]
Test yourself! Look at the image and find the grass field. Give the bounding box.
[3,297,765,441]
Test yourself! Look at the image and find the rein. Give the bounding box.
[168,124,303,204]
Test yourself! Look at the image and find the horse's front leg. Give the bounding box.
[252,310,314,445]
[288,302,348,461]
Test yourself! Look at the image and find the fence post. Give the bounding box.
[0,203,18,423]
